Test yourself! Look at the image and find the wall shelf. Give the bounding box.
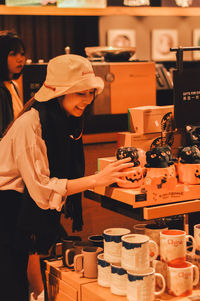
[1,5,200,17]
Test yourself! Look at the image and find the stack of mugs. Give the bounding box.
[193,224,200,269]
[143,224,199,298]
[97,227,166,301]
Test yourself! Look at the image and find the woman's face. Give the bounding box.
[59,89,95,117]
[7,49,25,80]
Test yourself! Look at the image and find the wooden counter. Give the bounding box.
[44,260,200,301]
[82,282,200,301]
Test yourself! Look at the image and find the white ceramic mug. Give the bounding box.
[194,224,200,251]
[152,259,168,288]
[97,253,111,288]
[121,234,158,271]
[110,263,127,296]
[167,260,199,297]
[127,267,166,301]
[103,228,131,263]
[160,229,196,264]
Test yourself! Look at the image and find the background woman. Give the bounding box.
[0,30,25,138]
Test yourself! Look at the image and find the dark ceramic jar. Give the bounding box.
[116,147,143,188]
[116,147,140,167]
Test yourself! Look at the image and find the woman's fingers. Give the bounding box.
[111,158,134,170]
[115,169,134,179]
[117,162,134,170]
[112,157,132,166]
[95,157,135,187]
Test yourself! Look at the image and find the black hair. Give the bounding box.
[0,30,25,81]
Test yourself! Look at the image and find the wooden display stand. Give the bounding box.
[44,260,200,301]
[94,156,200,221]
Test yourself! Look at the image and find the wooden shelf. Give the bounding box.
[1,5,200,17]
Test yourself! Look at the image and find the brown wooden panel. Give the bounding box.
[143,199,200,220]
[46,271,77,300]
[110,62,156,114]
[45,271,76,301]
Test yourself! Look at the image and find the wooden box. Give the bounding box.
[44,260,96,301]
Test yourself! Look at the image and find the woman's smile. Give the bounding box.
[59,89,95,117]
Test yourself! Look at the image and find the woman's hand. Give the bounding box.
[93,157,134,187]
[66,157,134,196]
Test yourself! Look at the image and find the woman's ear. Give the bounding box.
[91,89,96,104]
[58,95,64,101]
[58,95,65,106]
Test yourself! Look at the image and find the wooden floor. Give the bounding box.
[61,142,144,241]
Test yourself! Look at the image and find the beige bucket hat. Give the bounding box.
[34,54,104,102]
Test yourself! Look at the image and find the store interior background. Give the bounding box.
[0,12,198,240]
[1,14,200,62]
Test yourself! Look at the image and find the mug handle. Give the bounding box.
[65,248,76,268]
[74,254,84,275]
[154,273,166,296]
[192,264,199,286]
[186,235,196,255]
[149,239,159,261]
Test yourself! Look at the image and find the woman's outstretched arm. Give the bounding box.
[66,157,133,196]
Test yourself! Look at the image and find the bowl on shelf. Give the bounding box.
[85,46,136,62]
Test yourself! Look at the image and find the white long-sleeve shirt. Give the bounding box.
[0,108,68,211]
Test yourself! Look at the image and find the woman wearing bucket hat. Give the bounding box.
[0,54,133,300]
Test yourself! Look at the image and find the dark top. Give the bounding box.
[0,80,13,138]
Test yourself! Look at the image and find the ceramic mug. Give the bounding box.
[63,241,93,268]
[110,263,127,296]
[145,223,168,255]
[103,228,131,263]
[167,260,199,297]
[88,234,104,248]
[133,223,147,235]
[194,224,200,251]
[61,236,82,268]
[62,240,75,268]
[121,234,158,271]
[97,253,111,287]
[160,229,196,264]
[74,246,103,278]
[127,267,166,301]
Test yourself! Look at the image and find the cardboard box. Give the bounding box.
[128,105,174,134]
[117,130,182,156]
[117,131,161,151]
